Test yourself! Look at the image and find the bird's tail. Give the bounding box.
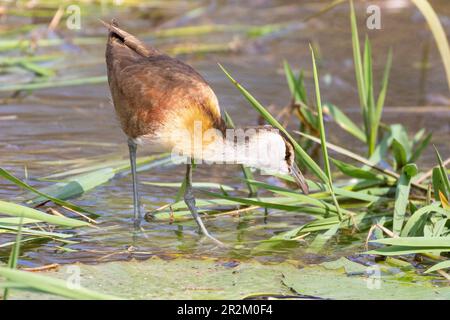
[100,19,157,57]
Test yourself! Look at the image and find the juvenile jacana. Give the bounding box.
[103,20,308,245]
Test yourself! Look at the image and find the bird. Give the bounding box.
[102,20,309,246]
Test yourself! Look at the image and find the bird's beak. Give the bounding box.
[290,162,309,195]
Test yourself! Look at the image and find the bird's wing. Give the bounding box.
[103,20,223,138]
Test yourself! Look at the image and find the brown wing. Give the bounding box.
[103,20,223,139]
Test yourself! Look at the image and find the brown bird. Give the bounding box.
[102,20,308,245]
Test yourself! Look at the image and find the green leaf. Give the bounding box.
[371,237,450,248]
[284,60,304,103]
[0,200,89,228]
[432,167,447,202]
[391,139,408,170]
[434,146,450,199]
[393,164,418,235]
[367,246,447,256]
[142,181,235,191]
[3,213,24,300]
[19,61,55,77]
[324,103,366,142]
[390,124,412,159]
[245,179,363,213]
[31,155,171,205]
[404,163,419,178]
[0,168,96,216]
[29,168,115,205]
[375,48,392,125]
[364,36,376,155]
[401,203,445,237]
[297,104,318,130]
[202,190,340,216]
[0,224,71,238]
[424,260,450,274]
[331,158,381,181]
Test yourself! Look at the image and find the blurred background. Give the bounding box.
[0,0,449,266]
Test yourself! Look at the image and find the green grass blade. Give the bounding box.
[0,200,89,228]
[3,214,24,300]
[391,139,408,170]
[283,60,308,104]
[411,0,450,91]
[324,103,366,142]
[201,191,326,213]
[297,71,308,104]
[434,146,450,199]
[331,158,381,181]
[400,203,445,237]
[364,36,377,155]
[349,0,367,126]
[142,181,235,191]
[30,155,171,206]
[19,61,55,77]
[375,48,392,124]
[284,60,301,103]
[0,217,40,225]
[0,224,71,238]
[310,45,343,221]
[28,168,115,206]
[432,167,447,202]
[303,0,347,22]
[366,246,447,256]
[0,168,96,216]
[371,237,450,248]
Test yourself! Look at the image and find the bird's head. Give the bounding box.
[237,126,309,194]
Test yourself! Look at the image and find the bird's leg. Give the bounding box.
[128,138,142,229]
[183,163,225,247]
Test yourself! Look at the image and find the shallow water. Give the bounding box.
[0,0,449,267]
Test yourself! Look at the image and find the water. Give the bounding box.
[0,0,449,267]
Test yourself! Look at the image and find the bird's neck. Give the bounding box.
[170,126,288,174]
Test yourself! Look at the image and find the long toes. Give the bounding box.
[205,234,227,248]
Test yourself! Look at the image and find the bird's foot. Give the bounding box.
[200,232,227,248]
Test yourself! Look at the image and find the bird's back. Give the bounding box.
[104,21,224,144]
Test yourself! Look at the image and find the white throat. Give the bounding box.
[173,128,290,175]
